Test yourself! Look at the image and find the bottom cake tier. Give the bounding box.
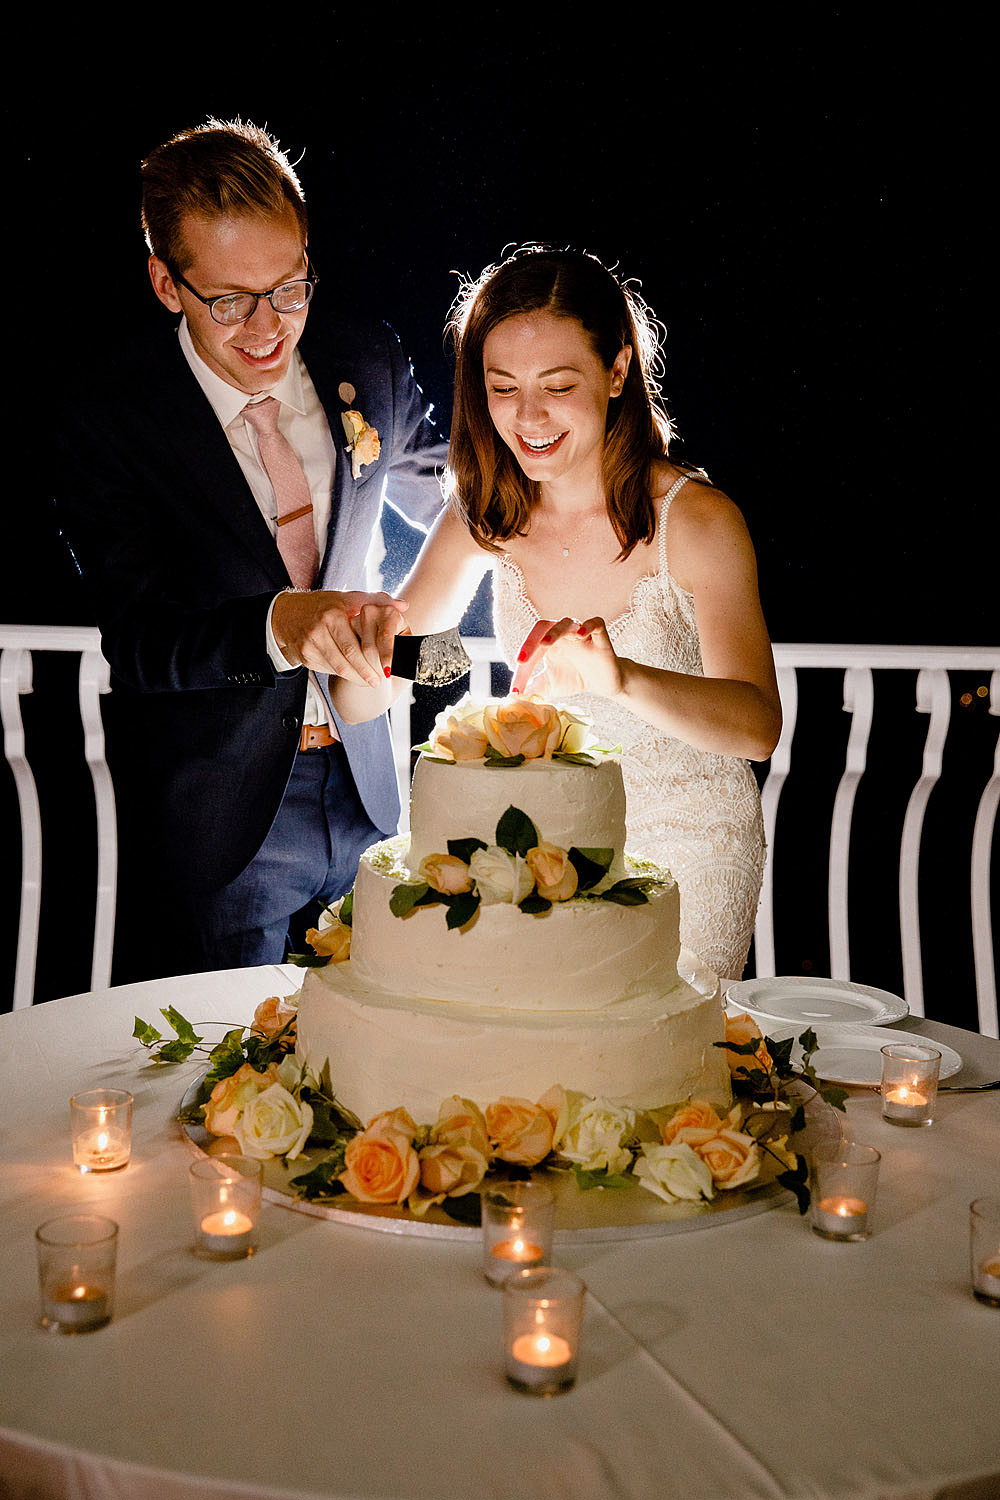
[296,950,729,1124]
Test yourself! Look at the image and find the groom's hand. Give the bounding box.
[271,589,409,686]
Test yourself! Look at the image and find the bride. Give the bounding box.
[335,245,781,979]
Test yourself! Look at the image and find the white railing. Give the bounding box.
[4,627,998,1035]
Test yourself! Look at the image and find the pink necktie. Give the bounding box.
[242,397,318,589]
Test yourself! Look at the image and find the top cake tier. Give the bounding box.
[407,754,629,879]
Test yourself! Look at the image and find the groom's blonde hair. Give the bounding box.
[141,118,308,273]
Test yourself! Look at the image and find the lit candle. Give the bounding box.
[70,1092,133,1172]
[814,1195,869,1238]
[507,1332,575,1392]
[42,1282,111,1332]
[882,1085,930,1123]
[75,1125,129,1171]
[491,1238,544,1265]
[198,1209,255,1257]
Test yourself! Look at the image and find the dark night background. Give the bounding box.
[6,13,995,1022]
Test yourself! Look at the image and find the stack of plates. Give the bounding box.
[724,977,962,1085]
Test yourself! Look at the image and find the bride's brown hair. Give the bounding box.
[445,245,675,559]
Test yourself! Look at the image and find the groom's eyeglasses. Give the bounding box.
[173,262,319,326]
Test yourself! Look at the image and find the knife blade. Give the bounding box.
[390,627,472,687]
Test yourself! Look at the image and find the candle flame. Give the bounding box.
[72,1285,87,1300]
[97,1131,110,1151]
[223,1210,237,1228]
[535,1336,552,1354]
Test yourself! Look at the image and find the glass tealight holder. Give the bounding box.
[503,1265,586,1396]
[70,1088,133,1172]
[969,1197,1000,1308]
[880,1043,941,1126]
[36,1214,118,1333]
[482,1182,555,1286]
[190,1155,263,1259]
[809,1141,881,1241]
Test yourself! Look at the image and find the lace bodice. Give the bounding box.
[492,475,765,980]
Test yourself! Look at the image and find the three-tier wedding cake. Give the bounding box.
[295,697,730,1123]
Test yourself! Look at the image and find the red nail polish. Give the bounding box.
[517,650,528,662]
[384,666,392,678]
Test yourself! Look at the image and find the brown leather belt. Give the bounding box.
[298,723,338,751]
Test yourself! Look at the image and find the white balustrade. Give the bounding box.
[3,627,997,1035]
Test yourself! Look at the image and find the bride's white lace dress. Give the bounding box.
[492,476,765,981]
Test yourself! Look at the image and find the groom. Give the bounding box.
[55,119,446,980]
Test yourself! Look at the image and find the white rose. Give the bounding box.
[557,706,597,754]
[233,1083,314,1161]
[633,1142,715,1203]
[468,846,535,905]
[555,1092,636,1175]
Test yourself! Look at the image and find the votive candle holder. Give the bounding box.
[70,1088,133,1172]
[880,1043,941,1126]
[503,1265,586,1396]
[969,1197,1000,1308]
[809,1141,881,1241]
[482,1182,555,1286]
[36,1215,118,1333]
[190,1155,263,1259]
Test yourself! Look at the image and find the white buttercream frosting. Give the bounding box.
[296,705,728,1121]
[407,753,628,880]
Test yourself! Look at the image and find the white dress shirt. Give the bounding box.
[178,318,337,726]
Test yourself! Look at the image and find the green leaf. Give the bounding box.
[484,748,526,768]
[133,1017,162,1046]
[441,1193,483,1226]
[569,846,614,890]
[495,805,538,857]
[390,881,430,917]
[338,891,354,928]
[445,891,481,929]
[288,1151,349,1201]
[155,1038,199,1064]
[777,1156,811,1214]
[819,1085,849,1113]
[518,894,552,915]
[286,950,333,968]
[552,750,600,766]
[571,1164,634,1191]
[600,878,651,907]
[160,1006,201,1046]
[447,837,487,864]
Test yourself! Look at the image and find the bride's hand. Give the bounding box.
[511,617,624,699]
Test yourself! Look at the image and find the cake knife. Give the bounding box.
[390,627,472,687]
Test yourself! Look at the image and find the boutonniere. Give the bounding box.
[338,381,381,480]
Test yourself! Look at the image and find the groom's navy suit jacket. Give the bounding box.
[56,309,446,894]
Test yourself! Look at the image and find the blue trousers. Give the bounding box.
[186,741,383,970]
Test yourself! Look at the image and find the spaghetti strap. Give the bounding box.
[657,474,691,576]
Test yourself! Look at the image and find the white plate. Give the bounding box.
[756,1024,962,1086]
[726,976,908,1027]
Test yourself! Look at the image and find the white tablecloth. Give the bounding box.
[1,968,998,1500]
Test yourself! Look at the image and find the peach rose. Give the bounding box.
[483,697,563,760]
[417,1140,489,1199]
[418,853,474,895]
[306,920,352,961]
[250,996,298,1045]
[429,699,490,761]
[525,842,579,902]
[660,1099,724,1144]
[340,1107,420,1204]
[724,1012,773,1077]
[433,1096,492,1158]
[671,1124,761,1190]
[202,1061,279,1138]
[486,1097,555,1166]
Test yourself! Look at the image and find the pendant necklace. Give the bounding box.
[539,505,606,558]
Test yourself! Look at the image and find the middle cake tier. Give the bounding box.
[349,836,682,1012]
